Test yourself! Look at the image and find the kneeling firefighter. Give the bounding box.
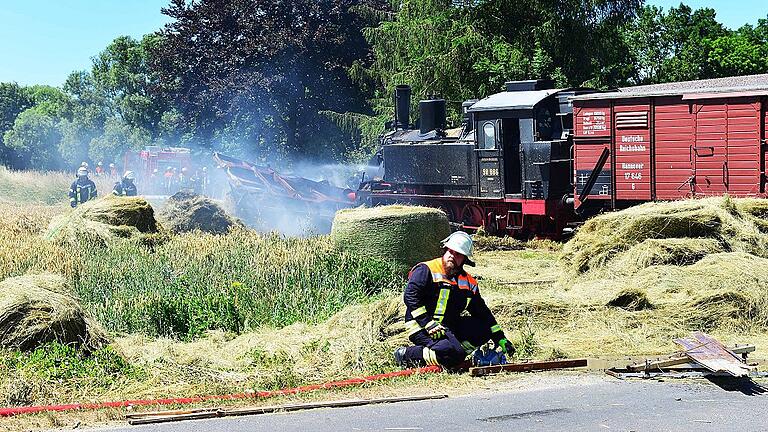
[394,231,513,368]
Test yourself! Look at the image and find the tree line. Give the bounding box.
[0,0,766,172]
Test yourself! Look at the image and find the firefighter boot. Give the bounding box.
[393,346,426,368]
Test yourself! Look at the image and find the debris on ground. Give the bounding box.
[44,195,163,247]
[159,191,243,234]
[607,332,758,380]
[0,273,108,351]
[330,205,450,270]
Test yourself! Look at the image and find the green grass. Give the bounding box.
[71,230,404,338]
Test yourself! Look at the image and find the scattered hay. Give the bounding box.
[44,196,163,247]
[0,273,108,351]
[615,238,724,271]
[606,288,653,311]
[331,205,450,270]
[474,235,525,252]
[159,191,242,234]
[117,297,406,384]
[562,197,768,273]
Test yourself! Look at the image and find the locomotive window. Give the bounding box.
[482,122,496,149]
[535,108,553,140]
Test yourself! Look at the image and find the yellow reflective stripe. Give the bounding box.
[412,306,427,318]
[465,298,471,310]
[431,272,456,285]
[461,341,475,353]
[405,320,422,336]
[69,197,76,202]
[434,289,450,322]
[491,324,502,333]
[423,347,439,366]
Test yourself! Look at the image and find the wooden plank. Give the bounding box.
[469,359,588,377]
[674,332,754,377]
[126,407,219,419]
[220,394,448,417]
[127,394,448,425]
[128,411,220,425]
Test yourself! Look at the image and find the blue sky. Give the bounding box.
[0,0,171,87]
[0,1,766,88]
[646,0,768,30]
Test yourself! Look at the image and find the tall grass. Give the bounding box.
[74,230,403,338]
[0,167,114,205]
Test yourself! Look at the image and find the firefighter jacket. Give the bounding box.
[69,178,97,206]
[403,258,506,342]
[112,180,138,196]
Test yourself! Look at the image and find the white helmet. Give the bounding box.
[80,161,89,168]
[441,231,475,266]
[77,167,88,177]
[123,170,135,180]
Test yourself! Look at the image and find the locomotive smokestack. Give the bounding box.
[394,85,411,130]
[419,99,446,135]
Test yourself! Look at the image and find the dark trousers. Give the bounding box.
[403,315,492,368]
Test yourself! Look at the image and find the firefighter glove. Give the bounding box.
[425,321,446,340]
[70,201,76,208]
[497,338,513,355]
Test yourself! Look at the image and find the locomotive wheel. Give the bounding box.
[461,204,484,228]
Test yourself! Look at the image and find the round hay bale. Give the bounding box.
[80,196,158,233]
[159,191,242,234]
[330,205,450,270]
[0,273,108,351]
[44,196,162,247]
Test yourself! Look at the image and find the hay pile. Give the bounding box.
[0,273,108,351]
[44,196,162,247]
[562,196,768,274]
[331,205,450,270]
[159,191,242,234]
[117,297,406,385]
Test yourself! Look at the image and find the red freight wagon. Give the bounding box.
[571,74,768,214]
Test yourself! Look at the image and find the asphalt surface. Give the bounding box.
[91,374,768,432]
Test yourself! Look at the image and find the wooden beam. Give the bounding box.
[127,394,448,425]
[469,359,588,377]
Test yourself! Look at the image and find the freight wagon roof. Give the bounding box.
[571,74,768,101]
[468,89,561,112]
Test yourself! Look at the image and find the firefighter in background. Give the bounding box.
[163,166,175,194]
[69,166,97,208]
[109,163,118,178]
[394,231,513,369]
[178,167,190,191]
[112,171,138,196]
[95,162,105,177]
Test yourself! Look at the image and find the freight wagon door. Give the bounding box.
[691,102,729,195]
[572,101,612,209]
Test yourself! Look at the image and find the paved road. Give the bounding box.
[93,374,768,432]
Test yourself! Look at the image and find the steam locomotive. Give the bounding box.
[358,80,596,237]
[359,74,768,237]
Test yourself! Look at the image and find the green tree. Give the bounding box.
[152,0,372,163]
[0,83,34,168]
[2,108,62,169]
[88,117,151,165]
